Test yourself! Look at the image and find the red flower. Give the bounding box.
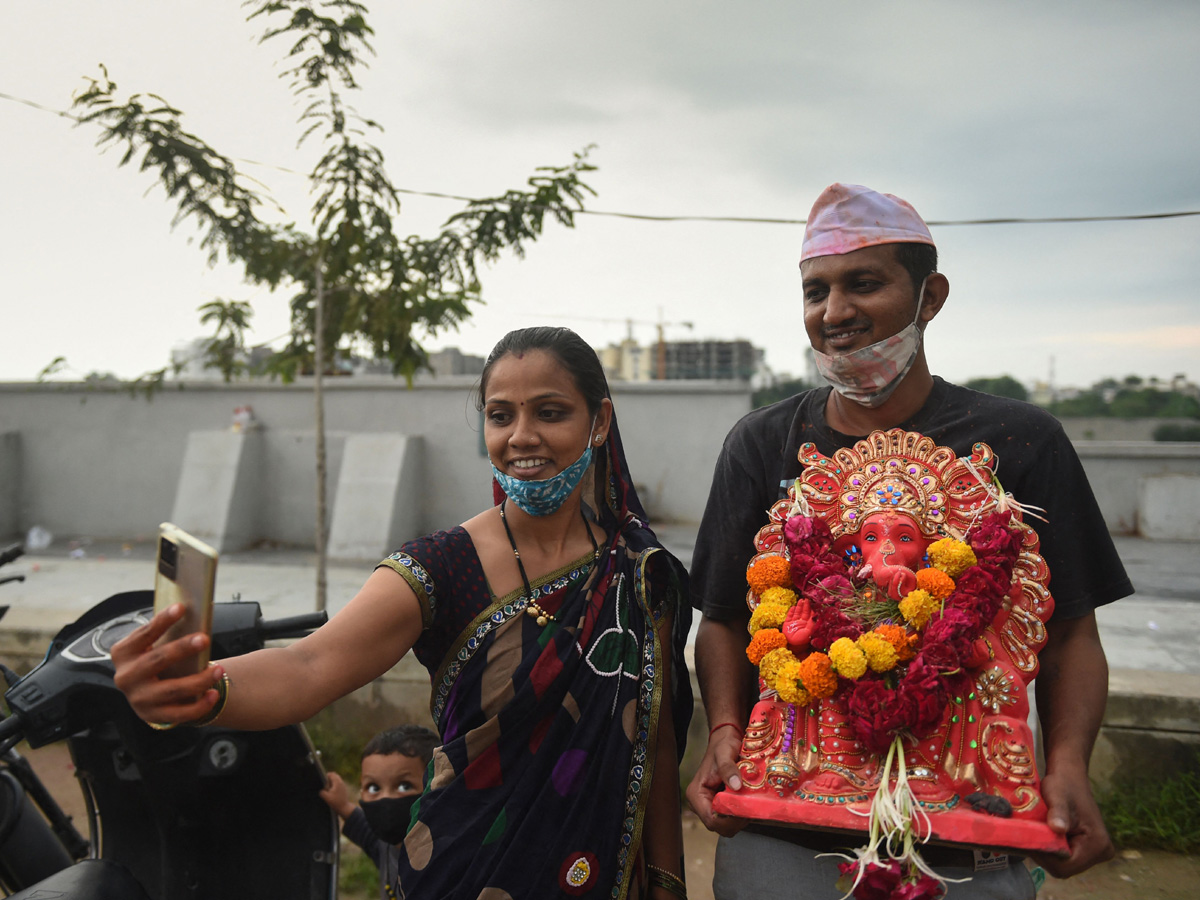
[897,658,946,736]
[837,860,944,900]
[848,679,916,753]
[969,513,1022,561]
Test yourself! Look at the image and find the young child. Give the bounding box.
[320,723,438,896]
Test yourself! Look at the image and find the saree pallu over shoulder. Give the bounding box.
[389,526,684,899]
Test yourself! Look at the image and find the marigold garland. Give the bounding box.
[829,637,868,680]
[857,631,899,673]
[759,586,799,608]
[897,589,938,630]
[873,623,918,663]
[747,628,787,665]
[927,537,977,578]
[797,652,838,699]
[749,600,790,634]
[775,658,811,705]
[914,567,955,600]
[758,647,793,688]
[747,555,792,595]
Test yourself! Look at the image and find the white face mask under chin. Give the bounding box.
[812,278,928,409]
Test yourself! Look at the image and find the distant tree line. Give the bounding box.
[756,374,1200,442]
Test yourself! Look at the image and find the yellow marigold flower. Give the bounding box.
[915,566,956,601]
[749,600,790,635]
[798,652,837,699]
[775,658,811,705]
[760,586,799,608]
[747,555,792,596]
[899,589,938,630]
[829,637,867,680]
[928,538,977,578]
[758,647,795,689]
[858,631,899,673]
[874,624,919,663]
[746,628,787,665]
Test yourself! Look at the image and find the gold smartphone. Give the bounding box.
[152,523,218,679]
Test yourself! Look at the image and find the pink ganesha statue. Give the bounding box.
[713,429,1067,857]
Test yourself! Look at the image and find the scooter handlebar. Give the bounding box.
[0,543,25,568]
[257,611,328,641]
[0,711,25,749]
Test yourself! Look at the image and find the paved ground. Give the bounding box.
[2,530,1197,673]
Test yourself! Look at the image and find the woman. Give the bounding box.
[112,326,693,900]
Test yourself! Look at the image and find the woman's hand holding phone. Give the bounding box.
[111,603,224,727]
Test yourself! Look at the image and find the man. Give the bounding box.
[685,183,1131,899]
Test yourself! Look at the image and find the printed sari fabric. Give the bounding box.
[376,421,691,900]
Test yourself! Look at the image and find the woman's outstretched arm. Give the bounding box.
[112,567,424,730]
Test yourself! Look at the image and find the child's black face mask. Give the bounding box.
[360,794,418,844]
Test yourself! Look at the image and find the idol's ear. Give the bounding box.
[920,272,950,325]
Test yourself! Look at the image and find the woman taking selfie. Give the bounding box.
[112,326,692,900]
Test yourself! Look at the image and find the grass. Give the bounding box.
[1097,766,1200,854]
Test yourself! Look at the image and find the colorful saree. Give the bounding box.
[376,419,692,900]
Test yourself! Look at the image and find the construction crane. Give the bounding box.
[542,309,695,379]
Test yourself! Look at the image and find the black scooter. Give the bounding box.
[0,544,338,900]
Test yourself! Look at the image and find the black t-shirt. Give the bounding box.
[691,377,1132,622]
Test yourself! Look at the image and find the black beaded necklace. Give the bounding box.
[499,498,600,627]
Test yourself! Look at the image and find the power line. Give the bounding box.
[6,89,1200,228]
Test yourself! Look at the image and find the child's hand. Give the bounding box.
[319,772,357,820]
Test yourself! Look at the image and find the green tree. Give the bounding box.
[752,377,815,408]
[74,1,595,607]
[964,375,1029,402]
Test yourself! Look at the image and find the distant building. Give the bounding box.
[600,338,766,384]
[426,347,486,378]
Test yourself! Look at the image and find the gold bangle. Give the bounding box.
[646,864,687,900]
[191,667,230,727]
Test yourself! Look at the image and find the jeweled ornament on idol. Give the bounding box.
[712,429,1069,897]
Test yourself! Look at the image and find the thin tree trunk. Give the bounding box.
[313,256,328,612]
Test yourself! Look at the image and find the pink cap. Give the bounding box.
[800,183,935,263]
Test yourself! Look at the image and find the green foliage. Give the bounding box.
[1044,375,1200,420]
[71,1,596,385]
[304,710,374,783]
[199,299,255,382]
[753,377,814,408]
[964,375,1029,402]
[1153,422,1200,442]
[1097,767,1200,853]
[338,846,380,898]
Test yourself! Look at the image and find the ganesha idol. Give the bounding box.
[712,429,1069,856]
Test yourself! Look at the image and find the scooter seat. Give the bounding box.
[6,859,152,900]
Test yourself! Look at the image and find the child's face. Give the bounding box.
[359,752,425,801]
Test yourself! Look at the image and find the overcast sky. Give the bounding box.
[3,0,1198,389]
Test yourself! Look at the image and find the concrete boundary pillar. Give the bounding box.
[170,430,264,552]
[0,432,20,540]
[327,434,423,561]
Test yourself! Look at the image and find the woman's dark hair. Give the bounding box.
[894,242,938,294]
[477,326,610,415]
[362,724,439,766]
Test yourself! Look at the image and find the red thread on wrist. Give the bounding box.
[708,721,743,739]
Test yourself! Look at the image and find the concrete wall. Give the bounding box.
[1075,442,1200,537]
[1058,417,1198,442]
[0,378,749,553]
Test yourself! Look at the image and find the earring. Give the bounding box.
[594,435,604,444]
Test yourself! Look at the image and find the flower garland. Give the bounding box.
[742,508,1025,899]
[744,510,1022,754]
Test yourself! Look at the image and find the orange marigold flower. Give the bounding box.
[775,658,811,706]
[797,652,837,699]
[874,624,919,662]
[747,628,788,665]
[857,631,899,673]
[746,555,793,596]
[915,566,956,600]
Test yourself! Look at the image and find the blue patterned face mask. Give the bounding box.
[492,444,594,516]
